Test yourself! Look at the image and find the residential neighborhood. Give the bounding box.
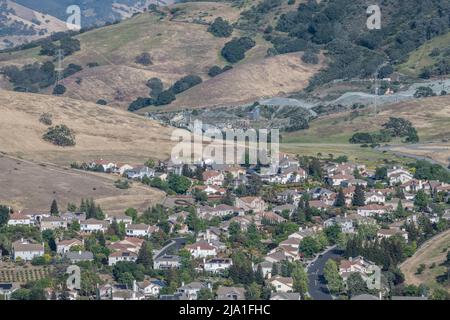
[2,152,450,301]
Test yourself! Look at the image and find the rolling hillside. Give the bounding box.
[147,51,325,111]
[0,89,176,165]
[12,0,176,27]
[0,153,166,213]
[397,31,450,77]
[283,95,450,166]
[0,1,323,110]
[0,0,72,49]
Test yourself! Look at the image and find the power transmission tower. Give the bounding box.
[374,77,379,115]
[55,49,64,85]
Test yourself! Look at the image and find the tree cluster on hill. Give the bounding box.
[39,36,81,57]
[411,160,450,183]
[350,117,419,145]
[207,17,233,37]
[79,198,105,220]
[128,74,203,111]
[221,37,256,63]
[382,117,419,143]
[236,0,283,30]
[208,65,233,77]
[1,61,82,93]
[171,75,203,95]
[267,0,450,88]
[349,131,392,145]
[42,124,75,147]
[420,49,450,79]
[414,86,436,98]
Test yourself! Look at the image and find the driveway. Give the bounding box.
[307,246,344,300]
[153,237,186,260]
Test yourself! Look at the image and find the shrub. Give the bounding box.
[171,75,202,94]
[349,131,391,144]
[52,84,66,95]
[128,97,154,111]
[60,37,81,56]
[207,17,233,38]
[135,52,152,66]
[43,124,75,146]
[221,37,255,63]
[146,77,164,97]
[155,90,176,106]
[414,86,436,98]
[301,50,319,64]
[96,99,107,105]
[39,113,53,125]
[63,63,82,78]
[208,66,223,77]
[115,179,131,189]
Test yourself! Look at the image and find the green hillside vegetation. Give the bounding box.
[398,32,450,78]
[269,0,450,87]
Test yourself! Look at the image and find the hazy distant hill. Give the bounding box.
[0,0,71,49]
[13,0,177,27]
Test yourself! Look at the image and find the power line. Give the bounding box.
[55,49,64,85]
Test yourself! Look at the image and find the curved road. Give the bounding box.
[307,246,344,300]
[153,237,186,260]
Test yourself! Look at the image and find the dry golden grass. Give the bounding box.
[0,0,72,50]
[0,2,323,110]
[0,90,176,165]
[400,229,450,292]
[0,154,165,213]
[149,52,324,111]
[45,65,182,108]
[169,1,243,24]
[284,95,450,166]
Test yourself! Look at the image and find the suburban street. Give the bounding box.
[307,246,344,300]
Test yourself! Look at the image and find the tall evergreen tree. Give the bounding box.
[255,264,264,285]
[50,199,59,216]
[137,241,154,271]
[352,184,365,206]
[395,200,405,218]
[335,188,346,207]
